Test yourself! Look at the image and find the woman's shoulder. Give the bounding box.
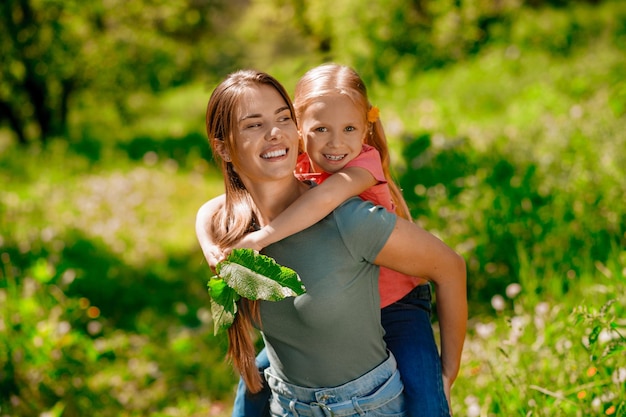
[331,197,397,254]
[337,196,371,209]
[334,197,393,223]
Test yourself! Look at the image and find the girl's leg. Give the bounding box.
[231,348,271,417]
[381,284,450,417]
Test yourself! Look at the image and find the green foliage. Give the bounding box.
[454,258,626,416]
[216,249,305,301]
[1,143,232,416]
[267,0,626,85]
[385,6,626,308]
[399,131,624,305]
[0,0,241,145]
[208,249,305,334]
[208,277,240,334]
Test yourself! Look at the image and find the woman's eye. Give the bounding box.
[277,110,293,123]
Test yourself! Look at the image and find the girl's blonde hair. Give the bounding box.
[294,63,411,220]
[205,69,297,393]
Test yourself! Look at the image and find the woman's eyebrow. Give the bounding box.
[240,106,290,121]
[240,113,261,121]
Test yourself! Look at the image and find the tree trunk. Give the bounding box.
[0,100,28,145]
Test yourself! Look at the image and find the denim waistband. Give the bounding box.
[265,354,403,417]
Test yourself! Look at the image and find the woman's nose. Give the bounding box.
[265,125,281,141]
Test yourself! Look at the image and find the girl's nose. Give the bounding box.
[326,132,339,147]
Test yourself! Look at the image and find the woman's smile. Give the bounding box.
[233,84,299,183]
[261,147,289,160]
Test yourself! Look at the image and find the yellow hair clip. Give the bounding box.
[367,106,379,123]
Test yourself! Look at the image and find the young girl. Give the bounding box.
[197,64,466,417]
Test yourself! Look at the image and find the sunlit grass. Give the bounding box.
[2,141,223,267]
[452,256,626,416]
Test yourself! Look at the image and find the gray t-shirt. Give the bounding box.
[260,197,397,388]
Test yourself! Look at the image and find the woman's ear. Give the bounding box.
[213,139,231,162]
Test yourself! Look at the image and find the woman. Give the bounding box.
[199,69,467,417]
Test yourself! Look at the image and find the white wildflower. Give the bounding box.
[491,294,506,312]
[509,316,527,343]
[57,321,71,336]
[475,322,496,339]
[465,395,480,417]
[598,329,617,344]
[535,302,550,316]
[591,397,602,411]
[613,368,626,384]
[506,283,522,298]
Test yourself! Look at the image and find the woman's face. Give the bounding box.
[232,84,300,186]
[299,94,366,174]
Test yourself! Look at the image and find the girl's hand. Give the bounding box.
[232,229,268,252]
[204,245,228,272]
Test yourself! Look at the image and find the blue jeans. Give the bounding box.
[231,284,449,417]
[381,284,450,416]
[232,348,271,417]
[265,353,405,417]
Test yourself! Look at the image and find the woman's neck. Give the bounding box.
[246,177,309,226]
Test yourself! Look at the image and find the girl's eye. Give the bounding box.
[314,127,328,133]
[345,126,356,132]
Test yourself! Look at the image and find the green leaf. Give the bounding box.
[216,249,306,301]
[207,277,239,335]
[588,325,601,345]
[207,249,305,334]
[32,258,54,283]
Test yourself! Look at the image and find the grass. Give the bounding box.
[454,259,625,416]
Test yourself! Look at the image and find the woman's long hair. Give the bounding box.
[294,63,412,221]
[205,69,297,392]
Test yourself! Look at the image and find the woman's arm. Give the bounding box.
[436,277,466,413]
[236,166,376,251]
[195,194,226,271]
[374,218,467,404]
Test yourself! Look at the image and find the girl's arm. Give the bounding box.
[374,218,467,403]
[195,194,226,271]
[235,166,376,251]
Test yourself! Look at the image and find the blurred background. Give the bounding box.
[1,0,625,416]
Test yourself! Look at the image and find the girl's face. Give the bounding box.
[231,84,299,186]
[299,94,366,174]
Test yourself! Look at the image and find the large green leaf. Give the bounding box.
[207,277,239,335]
[217,249,306,300]
[207,249,305,334]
